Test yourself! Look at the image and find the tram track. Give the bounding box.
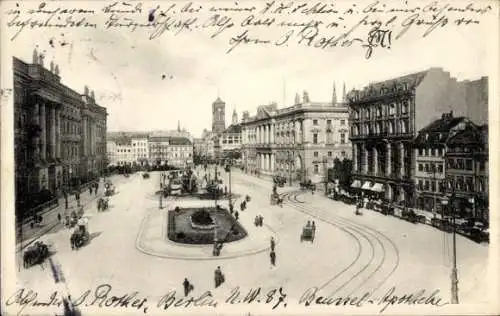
[281,191,379,295]
[284,190,400,296]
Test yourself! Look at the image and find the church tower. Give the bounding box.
[232,109,238,125]
[212,97,226,134]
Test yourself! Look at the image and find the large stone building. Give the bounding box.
[412,112,478,215]
[14,51,107,213]
[148,136,192,168]
[348,68,488,205]
[241,89,351,182]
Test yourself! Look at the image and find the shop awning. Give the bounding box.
[351,180,361,188]
[361,181,372,190]
[371,183,384,192]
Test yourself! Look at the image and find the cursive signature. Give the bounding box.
[5,288,64,316]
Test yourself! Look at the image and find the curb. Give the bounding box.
[16,193,103,253]
[135,208,277,261]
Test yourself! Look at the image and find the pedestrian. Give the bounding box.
[183,278,193,297]
[235,211,239,221]
[95,183,98,195]
[57,213,62,223]
[270,250,276,266]
[270,237,275,251]
[215,266,224,288]
[89,186,92,195]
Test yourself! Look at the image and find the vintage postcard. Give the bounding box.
[1,0,498,315]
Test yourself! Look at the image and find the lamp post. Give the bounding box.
[442,178,459,304]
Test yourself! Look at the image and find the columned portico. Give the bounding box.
[40,102,47,160]
[386,143,392,176]
[50,107,56,158]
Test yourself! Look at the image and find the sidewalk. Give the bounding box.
[16,185,104,253]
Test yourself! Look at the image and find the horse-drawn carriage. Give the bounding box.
[300,222,316,242]
[142,172,150,179]
[300,180,316,191]
[401,208,418,223]
[23,241,50,268]
[105,182,116,196]
[70,218,90,250]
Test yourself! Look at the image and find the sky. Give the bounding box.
[2,0,498,137]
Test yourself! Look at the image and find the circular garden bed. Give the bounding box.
[167,207,247,245]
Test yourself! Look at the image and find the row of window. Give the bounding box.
[351,119,410,136]
[418,163,444,174]
[312,119,346,126]
[417,176,486,193]
[352,101,410,120]
[312,133,346,144]
[446,158,483,171]
[418,147,445,157]
[313,150,347,158]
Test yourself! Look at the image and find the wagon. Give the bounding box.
[70,218,90,250]
[300,225,315,242]
[23,241,51,268]
[142,173,150,179]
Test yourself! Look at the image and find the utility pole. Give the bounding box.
[444,178,459,304]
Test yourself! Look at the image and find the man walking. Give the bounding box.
[183,278,193,296]
[270,237,275,251]
[270,250,276,266]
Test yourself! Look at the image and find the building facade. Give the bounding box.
[219,124,242,159]
[348,68,488,205]
[14,52,107,213]
[148,136,170,166]
[241,90,351,182]
[445,124,488,220]
[193,137,215,160]
[167,137,193,167]
[132,136,149,165]
[413,112,476,214]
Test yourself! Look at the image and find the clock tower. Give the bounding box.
[212,97,226,134]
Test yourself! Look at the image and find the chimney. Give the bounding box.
[294,93,300,105]
[90,90,95,101]
[55,64,60,76]
[84,86,89,96]
[50,60,55,72]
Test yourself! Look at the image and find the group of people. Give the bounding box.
[254,214,264,227]
[88,181,99,196]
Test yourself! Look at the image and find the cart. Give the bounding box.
[70,217,90,250]
[300,224,315,242]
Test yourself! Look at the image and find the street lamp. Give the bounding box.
[442,178,459,304]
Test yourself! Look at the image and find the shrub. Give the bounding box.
[191,209,214,226]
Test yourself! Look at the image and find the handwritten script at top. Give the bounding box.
[4,0,494,58]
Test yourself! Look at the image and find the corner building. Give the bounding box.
[347,68,487,205]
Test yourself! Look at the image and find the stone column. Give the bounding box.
[271,124,275,144]
[386,143,392,176]
[399,142,405,177]
[353,143,358,172]
[50,107,56,158]
[83,117,88,156]
[362,143,368,173]
[266,125,270,144]
[373,146,378,175]
[271,153,275,171]
[33,103,40,159]
[40,102,47,160]
[56,110,61,158]
[294,120,300,144]
[258,126,262,144]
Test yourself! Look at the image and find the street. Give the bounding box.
[12,169,488,314]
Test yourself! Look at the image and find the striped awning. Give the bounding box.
[351,180,361,188]
[361,181,372,190]
[371,183,384,192]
